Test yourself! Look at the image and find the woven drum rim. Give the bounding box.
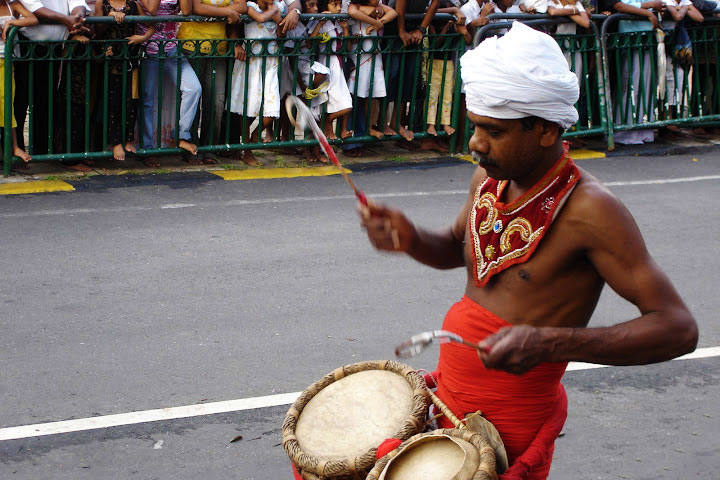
[365,428,499,480]
[282,360,429,480]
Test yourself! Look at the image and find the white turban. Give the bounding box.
[460,22,579,129]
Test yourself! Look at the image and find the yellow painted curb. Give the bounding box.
[212,166,350,180]
[569,149,606,159]
[458,154,476,164]
[0,180,75,195]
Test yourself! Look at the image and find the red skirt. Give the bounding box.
[435,296,568,480]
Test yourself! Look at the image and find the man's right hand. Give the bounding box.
[64,13,80,30]
[358,201,416,253]
[399,30,412,46]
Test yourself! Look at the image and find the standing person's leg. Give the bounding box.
[140,55,161,166]
[69,49,89,154]
[426,58,442,136]
[125,68,139,153]
[22,45,52,155]
[211,58,227,145]
[200,54,227,163]
[170,50,202,157]
[343,96,367,157]
[107,72,126,159]
[440,60,455,136]
[188,54,208,143]
[12,35,30,152]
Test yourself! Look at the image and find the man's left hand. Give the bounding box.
[477,325,548,375]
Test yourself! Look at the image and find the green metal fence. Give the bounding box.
[601,13,720,140]
[3,12,720,174]
[2,13,468,174]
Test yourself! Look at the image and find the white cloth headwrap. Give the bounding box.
[460,22,579,129]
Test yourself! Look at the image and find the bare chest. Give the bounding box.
[462,217,603,327]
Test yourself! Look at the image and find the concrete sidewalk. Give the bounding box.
[2,130,719,195]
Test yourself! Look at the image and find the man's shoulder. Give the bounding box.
[561,168,635,244]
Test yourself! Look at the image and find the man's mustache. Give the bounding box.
[472,151,498,168]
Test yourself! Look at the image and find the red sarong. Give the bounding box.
[435,296,568,480]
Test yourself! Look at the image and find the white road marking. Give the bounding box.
[0,347,718,442]
[604,174,720,186]
[1,175,719,219]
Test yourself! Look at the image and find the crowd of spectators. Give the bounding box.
[1,0,718,170]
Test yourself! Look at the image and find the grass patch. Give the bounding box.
[386,155,410,163]
[220,163,246,170]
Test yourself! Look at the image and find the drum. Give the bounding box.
[282,360,429,480]
[365,428,498,480]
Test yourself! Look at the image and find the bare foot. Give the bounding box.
[325,129,338,141]
[142,156,160,167]
[302,147,316,162]
[384,126,397,136]
[442,125,456,136]
[398,126,414,142]
[13,146,31,163]
[340,129,353,139]
[313,146,327,163]
[262,130,274,143]
[178,139,198,154]
[66,162,92,172]
[427,124,437,136]
[369,128,384,139]
[112,144,125,161]
[242,150,260,166]
[124,142,137,154]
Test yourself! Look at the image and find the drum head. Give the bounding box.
[296,370,414,459]
[378,435,480,480]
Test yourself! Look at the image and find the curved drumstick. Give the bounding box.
[395,330,490,358]
[285,95,368,206]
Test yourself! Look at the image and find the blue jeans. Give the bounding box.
[141,46,202,148]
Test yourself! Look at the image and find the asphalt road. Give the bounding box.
[1,152,719,479]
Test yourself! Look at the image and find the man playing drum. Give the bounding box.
[358,21,697,480]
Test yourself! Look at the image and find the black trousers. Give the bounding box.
[13,36,88,156]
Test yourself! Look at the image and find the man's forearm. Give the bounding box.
[406,225,465,270]
[613,2,654,17]
[395,0,406,32]
[543,310,698,365]
[34,7,71,24]
[420,0,440,29]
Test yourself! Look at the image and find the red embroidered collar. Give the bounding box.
[469,144,581,287]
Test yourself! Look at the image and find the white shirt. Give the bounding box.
[461,0,522,24]
[662,0,691,6]
[547,0,585,33]
[20,0,89,41]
